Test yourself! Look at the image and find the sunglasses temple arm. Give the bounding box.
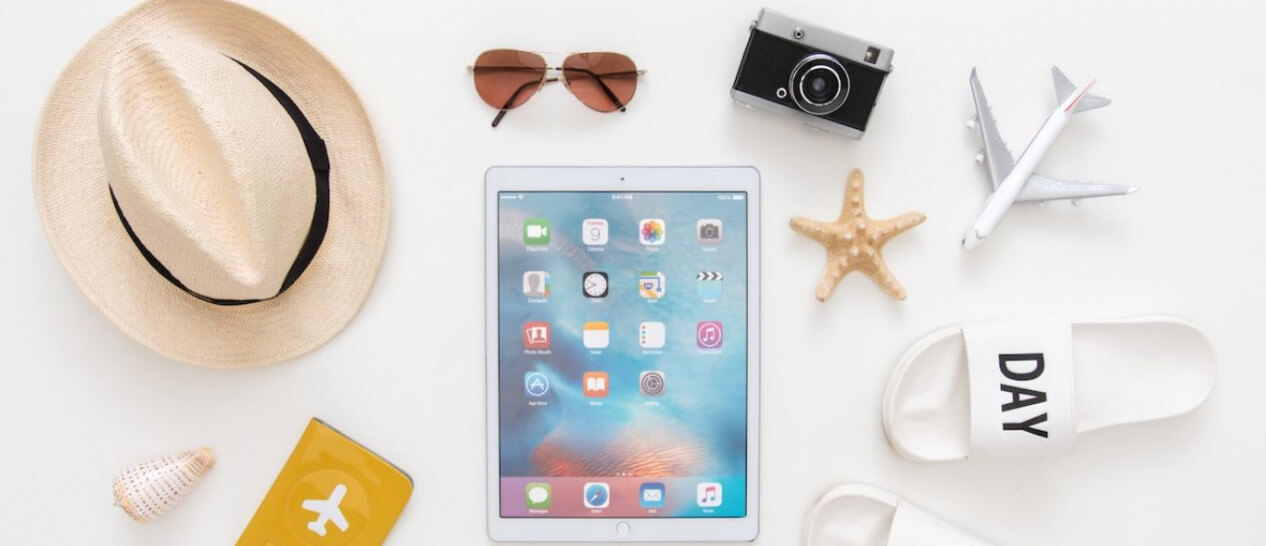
[491,77,559,128]
[562,68,631,112]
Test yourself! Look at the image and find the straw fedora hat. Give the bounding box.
[32,0,389,367]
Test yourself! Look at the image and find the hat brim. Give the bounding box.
[32,0,389,367]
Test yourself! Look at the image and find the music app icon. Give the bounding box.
[696,482,722,508]
[696,321,722,349]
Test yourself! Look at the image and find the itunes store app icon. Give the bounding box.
[696,321,722,348]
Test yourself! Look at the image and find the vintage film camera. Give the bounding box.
[731,8,895,138]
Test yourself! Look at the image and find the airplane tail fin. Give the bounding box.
[1052,66,1111,113]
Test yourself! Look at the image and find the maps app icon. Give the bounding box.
[639,271,665,299]
[697,271,722,301]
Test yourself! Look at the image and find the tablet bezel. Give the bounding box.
[484,166,760,542]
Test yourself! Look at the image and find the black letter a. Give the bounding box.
[1000,384,1046,412]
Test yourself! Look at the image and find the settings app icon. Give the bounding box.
[639,371,665,396]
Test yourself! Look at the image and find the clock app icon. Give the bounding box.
[583,272,609,298]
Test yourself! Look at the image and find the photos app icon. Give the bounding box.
[639,219,665,245]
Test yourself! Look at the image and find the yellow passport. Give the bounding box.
[238,418,412,545]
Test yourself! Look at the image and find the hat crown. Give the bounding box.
[98,38,315,301]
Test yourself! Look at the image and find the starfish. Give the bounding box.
[790,169,926,301]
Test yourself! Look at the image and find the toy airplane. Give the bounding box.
[962,66,1137,250]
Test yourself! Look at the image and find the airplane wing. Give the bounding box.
[329,510,349,531]
[1016,174,1138,202]
[968,68,1015,189]
[301,499,326,512]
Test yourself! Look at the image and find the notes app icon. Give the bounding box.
[582,322,610,349]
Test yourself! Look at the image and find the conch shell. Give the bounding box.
[113,447,215,522]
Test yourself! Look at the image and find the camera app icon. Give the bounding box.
[697,219,722,245]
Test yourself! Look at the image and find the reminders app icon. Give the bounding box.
[640,482,666,509]
[639,322,665,349]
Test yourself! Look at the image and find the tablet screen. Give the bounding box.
[496,191,748,519]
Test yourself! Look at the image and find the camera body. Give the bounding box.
[731,9,894,139]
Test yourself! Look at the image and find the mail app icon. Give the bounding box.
[639,482,666,509]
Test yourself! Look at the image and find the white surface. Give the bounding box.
[1,0,1264,544]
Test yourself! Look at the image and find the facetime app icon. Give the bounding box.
[523,218,550,246]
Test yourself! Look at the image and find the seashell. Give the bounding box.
[113,447,215,522]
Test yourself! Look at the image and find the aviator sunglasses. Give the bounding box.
[470,49,645,127]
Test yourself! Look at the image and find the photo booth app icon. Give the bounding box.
[639,271,666,299]
[582,322,610,349]
[523,322,550,349]
[522,218,550,246]
[522,271,550,298]
[696,271,723,301]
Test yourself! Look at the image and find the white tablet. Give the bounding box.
[484,167,760,542]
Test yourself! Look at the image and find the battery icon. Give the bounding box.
[733,194,745,200]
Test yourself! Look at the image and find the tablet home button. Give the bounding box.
[616,521,631,536]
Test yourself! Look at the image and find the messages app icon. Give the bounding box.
[525,483,551,509]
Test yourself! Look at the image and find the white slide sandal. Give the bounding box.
[803,484,993,546]
[883,315,1216,461]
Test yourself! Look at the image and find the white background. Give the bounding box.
[1,0,1264,544]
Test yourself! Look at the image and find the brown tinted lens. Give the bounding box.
[561,52,638,112]
[473,49,547,110]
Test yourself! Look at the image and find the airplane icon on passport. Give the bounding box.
[302,483,350,537]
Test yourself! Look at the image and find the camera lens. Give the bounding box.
[788,54,850,116]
